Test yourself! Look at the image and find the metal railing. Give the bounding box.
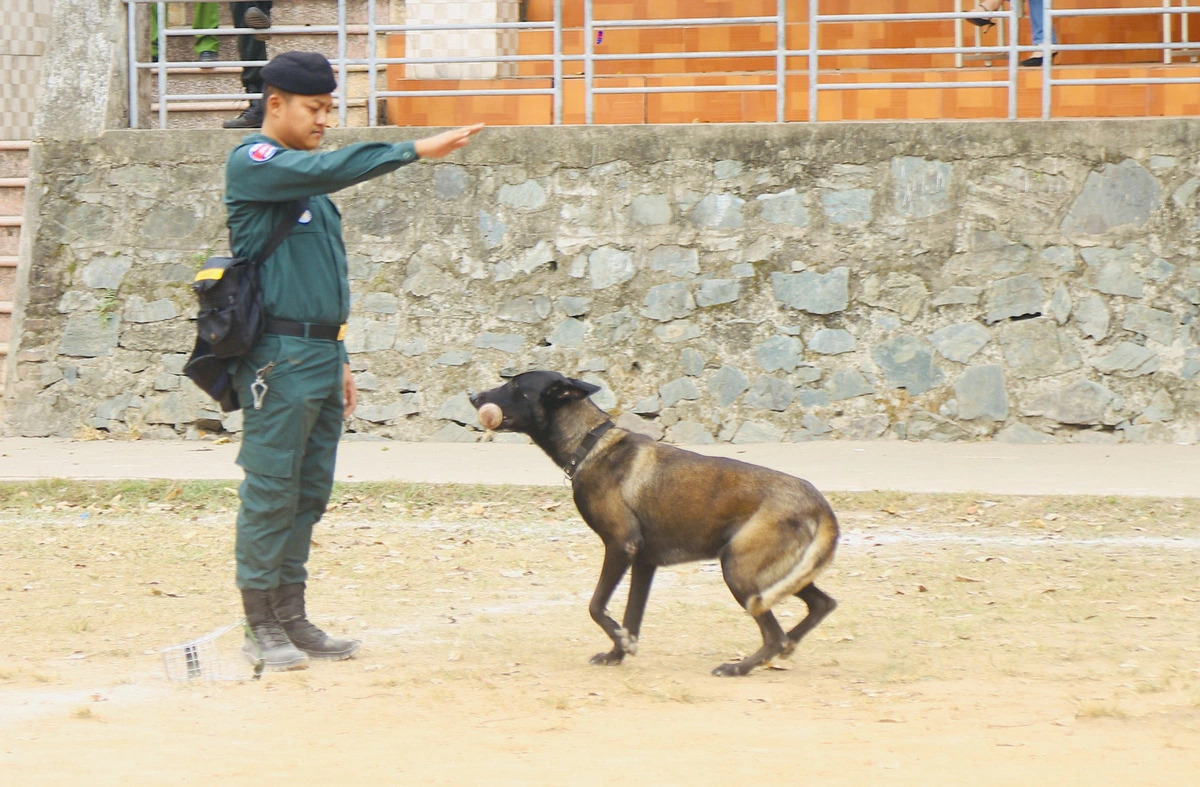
[124,0,1200,127]
[1040,1,1200,118]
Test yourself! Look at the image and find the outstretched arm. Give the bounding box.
[226,124,486,202]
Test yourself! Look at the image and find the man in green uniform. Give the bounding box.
[224,51,483,670]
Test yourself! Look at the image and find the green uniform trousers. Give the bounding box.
[231,334,343,590]
[150,3,220,57]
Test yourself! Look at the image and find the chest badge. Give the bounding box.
[248,142,277,162]
[298,209,313,224]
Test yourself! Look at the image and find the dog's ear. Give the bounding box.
[544,376,601,403]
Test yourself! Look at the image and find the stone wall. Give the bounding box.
[4,121,1199,443]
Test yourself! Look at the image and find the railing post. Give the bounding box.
[157,1,167,129]
[1165,0,1173,65]
[1008,1,1018,118]
[808,0,818,122]
[1041,0,1053,119]
[127,0,138,128]
[368,0,377,126]
[584,0,594,124]
[776,0,786,123]
[337,0,348,128]
[554,0,563,124]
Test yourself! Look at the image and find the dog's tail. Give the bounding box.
[746,510,839,618]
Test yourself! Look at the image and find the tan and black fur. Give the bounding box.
[470,371,839,676]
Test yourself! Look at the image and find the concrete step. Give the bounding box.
[0,262,12,356]
[0,301,11,344]
[0,178,27,216]
[0,142,31,179]
[0,266,15,302]
[152,98,376,129]
[157,29,377,68]
[0,222,20,257]
[0,255,17,302]
[150,64,383,101]
[0,142,19,378]
[153,0,378,61]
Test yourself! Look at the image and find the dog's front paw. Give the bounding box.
[589,648,626,666]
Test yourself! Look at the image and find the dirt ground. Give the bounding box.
[2,482,1199,785]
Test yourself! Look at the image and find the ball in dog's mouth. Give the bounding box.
[477,402,503,430]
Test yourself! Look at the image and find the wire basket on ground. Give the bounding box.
[161,619,263,682]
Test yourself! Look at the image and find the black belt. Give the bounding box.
[264,318,346,341]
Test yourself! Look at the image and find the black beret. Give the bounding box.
[261,51,337,95]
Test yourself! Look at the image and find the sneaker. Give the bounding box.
[223,102,264,129]
[198,50,218,69]
[244,5,271,36]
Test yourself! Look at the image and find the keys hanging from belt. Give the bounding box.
[251,362,275,410]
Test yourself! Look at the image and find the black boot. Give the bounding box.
[222,100,263,129]
[271,583,361,660]
[241,588,309,671]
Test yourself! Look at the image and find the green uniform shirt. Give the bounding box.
[223,133,420,330]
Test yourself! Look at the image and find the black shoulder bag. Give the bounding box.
[183,199,308,412]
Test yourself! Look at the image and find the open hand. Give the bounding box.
[414,123,485,159]
[343,363,357,419]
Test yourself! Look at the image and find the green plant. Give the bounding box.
[97,289,118,325]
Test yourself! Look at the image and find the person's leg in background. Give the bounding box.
[223,2,274,128]
[149,2,164,61]
[1022,0,1059,66]
[244,2,272,29]
[194,3,220,64]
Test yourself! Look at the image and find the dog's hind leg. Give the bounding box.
[714,553,789,676]
[588,546,634,665]
[779,583,837,658]
[712,609,788,677]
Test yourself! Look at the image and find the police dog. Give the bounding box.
[469,371,839,676]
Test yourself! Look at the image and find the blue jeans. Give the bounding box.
[1027,0,1058,47]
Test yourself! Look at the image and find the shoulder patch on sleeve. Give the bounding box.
[247,142,278,162]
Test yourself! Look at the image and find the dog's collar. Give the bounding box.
[562,420,614,480]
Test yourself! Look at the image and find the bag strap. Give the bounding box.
[254,198,310,265]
